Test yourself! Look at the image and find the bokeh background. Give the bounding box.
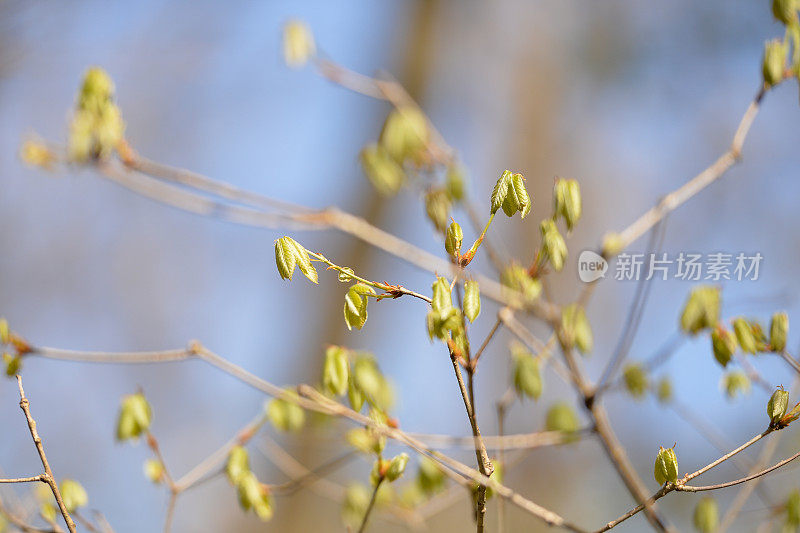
[2,1,800,531]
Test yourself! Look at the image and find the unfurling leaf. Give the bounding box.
[768,386,790,426]
[384,453,409,482]
[490,170,513,215]
[3,352,21,376]
[463,280,481,323]
[772,0,798,25]
[763,38,788,87]
[282,20,315,68]
[500,264,541,302]
[733,317,766,354]
[445,164,466,202]
[236,471,273,521]
[680,286,720,335]
[323,346,350,396]
[654,446,679,485]
[425,189,451,232]
[274,236,318,284]
[491,170,530,218]
[344,283,376,331]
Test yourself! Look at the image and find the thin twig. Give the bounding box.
[15,376,77,533]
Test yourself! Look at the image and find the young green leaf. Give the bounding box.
[343,283,376,331]
[463,280,481,323]
[512,344,542,400]
[693,497,718,533]
[323,346,350,396]
[490,170,513,215]
[680,286,720,335]
[540,219,567,271]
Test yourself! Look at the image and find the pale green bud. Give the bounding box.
[3,352,21,377]
[348,377,365,412]
[656,377,673,404]
[512,344,542,400]
[693,497,719,533]
[360,143,405,196]
[680,286,720,335]
[144,458,165,484]
[19,140,56,170]
[266,392,305,432]
[445,164,466,202]
[500,264,541,302]
[711,325,737,367]
[425,189,451,233]
[654,446,679,485]
[116,392,152,441]
[545,402,580,437]
[79,67,115,105]
[352,355,384,405]
[553,178,582,231]
[68,110,95,162]
[379,107,429,164]
[337,267,355,283]
[721,371,751,399]
[763,39,788,87]
[733,317,760,354]
[323,346,350,396]
[59,480,88,513]
[770,312,789,352]
[417,457,446,496]
[559,304,593,355]
[445,221,463,257]
[602,232,624,258]
[463,280,481,323]
[768,386,790,426]
[623,363,649,399]
[787,489,800,527]
[773,0,798,25]
[540,219,567,272]
[236,471,273,521]
[282,20,315,68]
[342,483,371,526]
[226,445,250,485]
[0,318,8,345]
[385,453,409,482]
[346,427,385,455]
[343,283,376,331]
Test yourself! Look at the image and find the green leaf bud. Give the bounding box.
[772,0,798,25]
[59,480,88,513]
[763,38,788,87]
[654,446,679,485]
[770,312,789,352]
[622,363,649,399]
[379,107,429,164]
[384,453,409,482]
[323,346,350,397]
[559,304,593,355]
[236,471,273,521]
[425,189,451,233]
[512,348,542,400]
[500,264,541,303]
[343,283,376,331]
[445,164,466,202]
[226,445,250,485]
[144,458,165,484]
[656,376,673,404]
[490,170,513,215]
[787,489,800,527]
[445,221,463,258]
[733,317,760,354]
[0,318,9,345]
[693,497,719,533]
[540,219,567,272]
[3,352,21,377]
[115,392,152,441]
[346,427,385,455]
[463,280,481,323]
[721,371,751,400]
[282,20,315,68]
[266,392,305,432]
[545,402,580,439]
[348,377,365,412]
[553,178,582,231]
[359,143,405,196]
[711,325,737,367]
[680,286,720,335]
[768,386,790,426]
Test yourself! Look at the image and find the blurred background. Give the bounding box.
[1,0,800,531]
